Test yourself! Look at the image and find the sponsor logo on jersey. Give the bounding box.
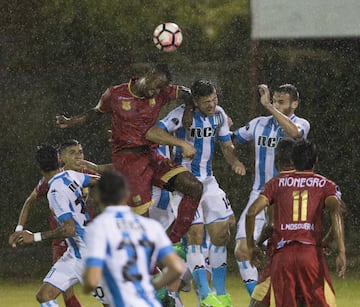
[122,100,131,111]
[257,135,279,148]
[190,126,218,138]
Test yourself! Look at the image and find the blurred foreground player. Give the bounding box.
[83,171,184,306]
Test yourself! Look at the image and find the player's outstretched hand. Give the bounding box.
[8,232,22,248]
[258,84,271,108]
[181,143,196,159]
[55,115,71,128]
[232,161,246,176]
[336,251,346,279]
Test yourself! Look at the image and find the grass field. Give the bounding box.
[1,274,359,306]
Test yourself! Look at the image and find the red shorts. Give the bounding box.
[51,239,68,264]
[270,243,336,307]
[112,148,187,214]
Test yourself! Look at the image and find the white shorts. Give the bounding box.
[172,176,234,225]
[235,190,266,240]
[43,250,110,305]
[149,186,175,230]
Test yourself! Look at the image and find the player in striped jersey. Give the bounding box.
[12,145,106,307]
[157,80,246,307]
[83,171,184,307]
[8,139,97,307]
[233,84,310,296]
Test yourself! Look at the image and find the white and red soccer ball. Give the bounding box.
[153,22,183,52]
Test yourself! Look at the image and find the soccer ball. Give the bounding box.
[153,22,183,52]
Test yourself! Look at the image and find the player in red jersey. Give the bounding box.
[9,139,97,307]
[246,139,346,307]
[55,64,203,243]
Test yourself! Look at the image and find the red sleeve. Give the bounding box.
[158,85,178,104]
[324,180,337,199]
[260,178,277,205]
[96,88,112,113]
[35,177,49,199]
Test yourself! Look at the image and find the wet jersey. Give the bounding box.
[261,171,338,248]
[158,104,231,179]
[85,205,174,307]
[96,78,178,153]
[234,115,310,191]
[47,170,92,259]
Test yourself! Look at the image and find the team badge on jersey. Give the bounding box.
[149,98,156,107]
[122,100,131,111]
[132,194,142,205]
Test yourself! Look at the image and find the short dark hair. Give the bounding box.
[191,80,215,100]
[59,139,80,154]
[150,63,173,82]
[35,145,59,172]
[275,84,299,102]
[292,139,318,171]
[275,138,295,171]
[98,171,128,205]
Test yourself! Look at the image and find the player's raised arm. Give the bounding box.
[55,88,112,128]
[258,84,302,138]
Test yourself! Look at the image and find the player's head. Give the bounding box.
[35,145,60,172]
[292,139,318,171]
[97,171,129,205]
[273,84,299,116]
[142,63,172,98]
[191,79,218,116]
[59,139,84,171]
[275,137,295,171]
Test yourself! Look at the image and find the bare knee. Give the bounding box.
[173,172,203,201]
[36,283,60,303]
[186,224,204,245]
[234,239,250,261]
[208,225,230,246]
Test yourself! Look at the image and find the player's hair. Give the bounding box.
[151,63,173,82]
[59,139,80,154]
[275,84,299,102]
[292,139,318,171]
[191,79,215,100]
[98,171,128,205]
[275,137,295,171]
[35,145,59,172]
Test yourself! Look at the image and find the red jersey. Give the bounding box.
[97,78,178,153]
[261,171,337,249]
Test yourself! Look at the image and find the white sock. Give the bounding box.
[40,299,59,307]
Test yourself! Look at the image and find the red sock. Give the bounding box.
[64,295,82,307]
[169,195,199,243]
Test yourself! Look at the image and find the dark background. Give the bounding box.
[1,1,359,278]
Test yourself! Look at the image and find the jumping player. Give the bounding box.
[246,139,346,306]
[233,84,310,295]
[157,80,246,307]
[83,170,184,306]
[56,64,203,243]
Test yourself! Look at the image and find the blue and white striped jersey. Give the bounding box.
[234,114,310,191]
[158,104,231,179]
[85,206,174,307]
[47,170,91,259]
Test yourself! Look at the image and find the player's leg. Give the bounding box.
[170,171,203,243]
[234,191,264,296]
[249,260,272,307]
[52,242,82,307]
[149,186,175,230]
[150,153,203,243]
[36,283,61,306]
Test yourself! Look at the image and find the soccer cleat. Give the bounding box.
[200,293,224,307]
[217,294,233,307]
